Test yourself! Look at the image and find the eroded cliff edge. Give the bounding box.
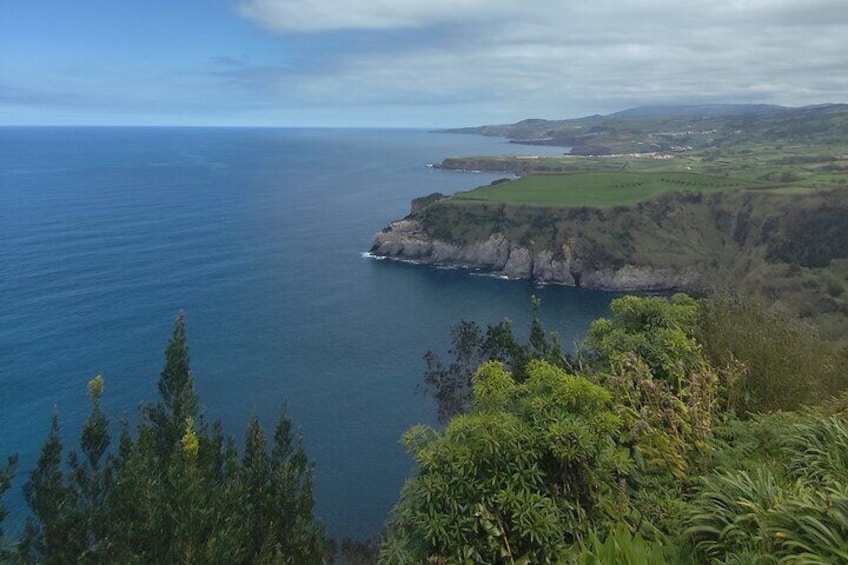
[370,189,848,294]
[371,217,701,290]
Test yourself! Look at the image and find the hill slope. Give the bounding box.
[439,104,848,155]
[372,186,848,340]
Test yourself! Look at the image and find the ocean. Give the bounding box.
[0,127,616,540]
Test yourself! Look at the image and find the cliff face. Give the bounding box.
[435,157,541,174]
[371,218,697,290]
[370,189,848,293]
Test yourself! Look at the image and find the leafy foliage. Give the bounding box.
[381,360,631,564]
[576,524,670,565]
[582,294,736,467]
[696,292,846,413]
[578,293,746,537]
[12,312,327,564]
[423,297,568,422]
[582,293,703,387]
[396,293,848,563]
[682,413,848,563]
[683,467,787,559]
[0,455,17,561]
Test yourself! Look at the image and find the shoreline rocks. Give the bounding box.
[370,219,699,291]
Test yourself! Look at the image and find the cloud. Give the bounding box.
[228,0,848,123]
[237,0,848,34]
[4,1,846,126]
[236,0,519,32]
[0,84,89,107]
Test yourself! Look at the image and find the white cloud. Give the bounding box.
[232,0,848,123]
[237,0,519,32]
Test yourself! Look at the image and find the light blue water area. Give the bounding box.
[0,127,614,540]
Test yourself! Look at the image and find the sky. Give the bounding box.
[1,0,847,127]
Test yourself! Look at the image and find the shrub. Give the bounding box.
[380,361,630,564]
[682,413,848,563]
[576,525,671,565]
[697,293,843,413]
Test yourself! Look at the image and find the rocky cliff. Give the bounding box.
[370,188,848,293]
[371,218,700,290]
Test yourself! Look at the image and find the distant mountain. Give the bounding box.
[439,103,848,154]
[608,104,784,119]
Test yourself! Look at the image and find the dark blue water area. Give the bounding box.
[0,127,615,540]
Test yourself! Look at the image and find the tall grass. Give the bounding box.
[682,414,848,563]
[696,293,845,413]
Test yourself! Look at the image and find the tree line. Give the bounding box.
[381,293,848,563]
[0,312,326,564]
[2,294,847,563]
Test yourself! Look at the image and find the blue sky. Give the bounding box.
[2,0,847,127]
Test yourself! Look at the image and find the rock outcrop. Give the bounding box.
[370,187,848,292]
[370,219,699,291]
[370,186,848,341]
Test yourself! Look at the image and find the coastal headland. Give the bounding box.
[372,104,848,340]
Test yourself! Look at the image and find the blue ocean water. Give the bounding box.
[0,127,615,540]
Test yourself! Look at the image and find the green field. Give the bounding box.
[451,171,762,207]
[438,141,848,192]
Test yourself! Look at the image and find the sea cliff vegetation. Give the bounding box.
[1,297,847,563]
[374,104,848,343]
[3,104,848,563]
[0,313,328,564]
[366,105,848,562]
[374,187,848,341]
[380,293,848,563]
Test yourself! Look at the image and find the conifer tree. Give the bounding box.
[145,310,198,459]
[240,413,326,564]
[19,415,78,563]
[0,454,17,560]
[242,416,272,557]
[70,375,111,555]
[261,414,326,564]
[10,311,327,564]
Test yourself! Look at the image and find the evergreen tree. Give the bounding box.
[240,413,326,563]
[0,454,17,561]
[19,415,80,564]
[11,311,327,564]
[69,375,111,561]
[264,414,325,563]
[528,295,564,364]
[99,421,159,563]
[423,297,570,422]
[242,416,272,557]
[145,310,198,459]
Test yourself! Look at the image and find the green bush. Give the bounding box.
[696,293,844,412]
[11,313,327,564]
[576,525,670,565]
[682,413,848,563]
[380,361,631,564]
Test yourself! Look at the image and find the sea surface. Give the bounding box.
[0,127,616,540]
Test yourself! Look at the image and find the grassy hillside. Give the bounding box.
[451,172,763,207]
[413,187,848,342]
[438,143,848,188]
[416,104,848,340]
[439,103,848,155]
